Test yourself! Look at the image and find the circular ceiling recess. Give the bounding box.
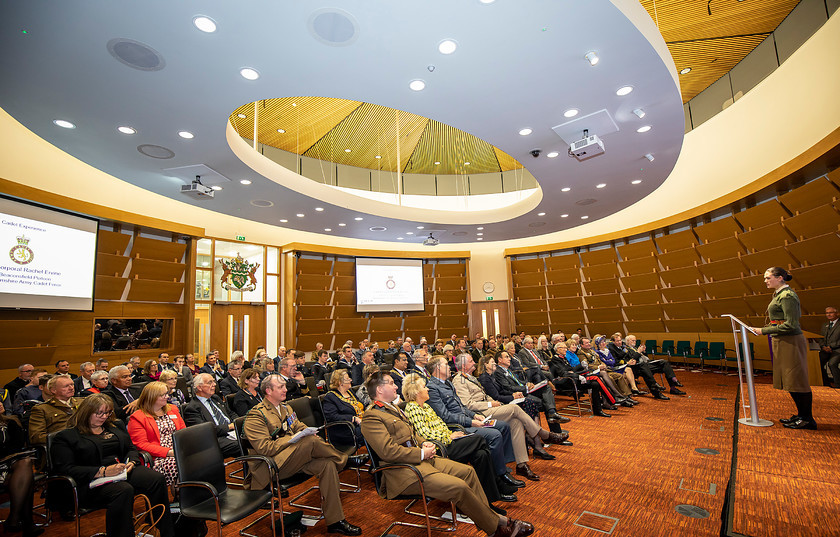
[137,144,174,159]
[107,38,165,71]
[576,198,597,206]
[308,9,359,46]
[250,200,274,207]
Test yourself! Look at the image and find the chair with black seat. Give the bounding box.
[551,375,587,417]
[644,340,658,355]
[225,393,238,416]
[689,341,709,372]
[304,375,318,395]
[172,421,276,537]
[658,340,675,357]
[675,341,692,367]
[363,437,457,537]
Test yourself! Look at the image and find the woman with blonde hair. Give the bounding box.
[322,369,364,447]
[127,381,186,488]
[157,369,186,406]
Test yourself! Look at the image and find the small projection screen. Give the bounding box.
[355,257,425,313]
[0,195,98,311]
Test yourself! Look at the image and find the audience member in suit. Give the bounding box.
[548,343,611,417]
[819,306,840,387]
[79,370,110,397]
[219,360,243,397]
[231,368,262,417]
[494,351,566,424]
[350,350,374,386]
[73,362,96,395]
[311,349,332,388]
[102,366,136,422]
[471,339,487,362]
[95,358,110,372]
[54,360,78,380]
[171,355,194,385]
[28,375,81,446]
[476,357,541,421]
[335,346,356,372]
[199,352,227,383]
[182,373,240,457]
[127,382,186,488]
[276,356,310,400]
[362,371,533,537]
[272,345,287,373]
[156,352,172,371]
[55,394,175,537]
[353,339,370,361]
[624,335,685,395]
[322,369,365,448]
[516,337,554,384]
[294,350,311,377]
[389,352,410,393]
[157,369,188,407]
[605,334,669,400]
[127,356,143,383]
[409,348,431,380]
[11,370,47,415]
[369,343,384,365]
[4,364,35,401]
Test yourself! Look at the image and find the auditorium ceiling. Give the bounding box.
[0,1,802,244]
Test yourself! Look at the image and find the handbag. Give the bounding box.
[133,494,166,537]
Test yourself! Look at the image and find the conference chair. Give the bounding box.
[172,422,276,537]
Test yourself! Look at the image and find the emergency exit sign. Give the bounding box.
[486,296,493,301]
[235,235,246,241]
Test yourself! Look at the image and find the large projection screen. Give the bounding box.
[0,196,98,311]
[355,257,425,313]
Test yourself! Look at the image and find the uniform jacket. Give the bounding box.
[425,376,476,428]
[28,397,81,445]
[451,372,497,413]
[241,398,306,491]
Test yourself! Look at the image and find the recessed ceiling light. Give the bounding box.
[631,179,642,184]
[370,226,387,232]
[633,108,646,119]
[117,126,136,135]
[434,161,440,165]
[315,207,324,212]
[561,214,568,218]
[397,237,404,240]
[409,80,426,91]
[324,228,331,232]
[417,226,424,229]
[291,103,297,107]
[406,232,414,235]
[277,129,285,133]
[477,233,483,236]
[178,130,194,139]
[210,185,222,191]
[581,215,589,219]
[296,213,304,217]
[561,187,571,192]
[240,179,252,185]
[680,67,692,75]
[237,113,247,118]
[584,51,599,66]
[338,223,346,226]
[375,155,381,159]
[547,151,559,158]
[477,237,483,241]
[644,153,655,162]
[616,86,634,96]
[53,119,75,129]
[637,125,651,133]
[477,227,484,230]
[464,162,470,166]
[518,128,532,136]
[537,212,546,216]
[596,183,606,188]
[193,16,217,33]
[239,67,260,80]
[355,217,363,221]
[479,0,496,4]
[438,39,457,54]
[564,109,579,118]
[279,219,288,223]
[344,148,351,153]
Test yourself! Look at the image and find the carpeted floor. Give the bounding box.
[4,370,839,537]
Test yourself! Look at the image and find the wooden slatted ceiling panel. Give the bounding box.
[638,0,800,102]
[405,120,504,175]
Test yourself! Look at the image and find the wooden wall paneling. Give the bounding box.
[693,216,741,243]
[424,277,435,292]
[96,253,130,276]
[800,314,827,334]
[585,293,622,309]
[132,237,186,262]
[785,232,840,266]
[659,266,702,287]
[581,263,620,281]
[97,230,132,255]
[548,309,586,324]
[586,308,623,323]
[404,316,435,330]
[743,276,772,294]
[739,223,795,252]
[0,346,57,370]
[587,322,620,337]
[296,273,332,290]
[778,177,839,214]
[512,272,546,287]
[422,263,435,277]
[510,258,545,273]
[740,247,800,273]
[128,258,185,282]
[517,325,549,336]
[436,303,468,316]
[334,318,368,333]
[697,258,749,281]
[623,304,664,320]
[580,248,618,266]
[662,301,708,318]
[695,237,746,262]
[547,296,583,310]
[666,319,710,332]
[547,282,582,297]
[434,263,466,277]
[513,286,546,300]
[654,229,698,252]
[50,319,93,347]
[703,318,736,332]
[369,317,403,332]
[126,279,184,302]
[295,319,333,335]
[296,258,332,275]
[661,285,705,302]
[435,276,466,291]
[436,290,467,304]
[437,315,468,330]
[657,248,700,269]
[621,273,660,291]
[734,200,788,230]
[545,268,580,283]
[333,305,364,318]
[333,333,369,347]
[625,320,666,332]
[621,289,662,305]
[744,294,771,314]
[582,278,621,295]
[515,311,549,326]
[0,320,59,348]
[333,261,355,276]
[514,299,548,313]
[793,261,840,288]
[701,278,750,298]
[619,256,659,275]
[297,305,333,319]
[797,286,840,315]
[297,289,332,305]
[702,297,755,317]
[295,334,327,352]
[829,169,840,187]
[616,240,656,260]
[544,254,580,270]
[333,290,356,305]
[333,275,356,291]
[95,275,129,300]
[783,204,840,240]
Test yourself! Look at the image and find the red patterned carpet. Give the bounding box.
[4,371,839,537]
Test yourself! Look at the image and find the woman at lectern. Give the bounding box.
[748,267,816,430]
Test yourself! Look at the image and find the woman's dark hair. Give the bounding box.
[68,394,115,434]
[766,266,793,282]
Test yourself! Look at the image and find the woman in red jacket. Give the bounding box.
[127,381,185,488]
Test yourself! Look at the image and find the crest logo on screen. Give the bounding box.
[9,235,34,265]
[219,253,260,292]
[386,276,396,289]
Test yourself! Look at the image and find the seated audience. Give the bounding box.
[157,369,187,406]
[136,359,160,383]
[625,335,685,395]
[295,350,312,377]
[103,366,136,422]
[494,351,566,424]
[410,348,431,379]
[602,335,669,400]
[276,356,310,400]
[73,362,95,395]
[354,364,381,407]
[54,360,78,379]
[322,369,365,448]
[11,369,47,414]
[127,382,186,491]
[578,338,635,404]
[219,359,243,397]
[388,352,410,392]
[184,354,201,377]
[4,364,34,402]
[476,357,540,421]
[231,368,262,417]
[182,373,240,457]
[54,394,174,537]
[350,350,374,386]
[80,370,110,396]
[199,352,226,382]
[171,354,193,385]
[96,358,110,372]
[28,374,80,446]
[548,342,612,417]
[311,349,332,388]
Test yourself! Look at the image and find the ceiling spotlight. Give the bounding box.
[237,113,247,118]
[338,223,346,226]
[210,185,222,191]
[315,207,324,211]
[479,0,495,4]
[637,125,651,133]
[519,128,533,136]
[406,232,414,235]
[397,237,404,240]
[564,109,579,118]
[117,126,136,134]
[633,108,646,118]
[644,153,655,162]
[537,212,546,216]
[596,183,606,188]
[631,179,642,184]
[239,67,260,80]
[324,228,332,232]
[178,130,194,139]
[434,161,440,165]
[584,51,599,66]
[279,219,288,223]
[240,179,251,185]
[616,85,634,96]
[409,80,426,91]
[581,215,589,219]
[417,226,424,229]
[193,16,217,33]
[561,214,569,218]
[547,151,559,158]
[53,119,75,129]
[464,162,470,166]
[476,233,483,236]
[355,217,363,221]
[277,128,285,133]
[296,213,304,217]
[477,237,483,241]
[344,148,351,153]
[375,155,381,159]
[561,187,571,192]
[477,227,484,230]
[680,67,692,75]
[438,39,457,54]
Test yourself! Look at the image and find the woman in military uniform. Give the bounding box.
[749,267,816,430]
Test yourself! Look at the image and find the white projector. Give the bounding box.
[180,182,215,199]
[569,134,605,160]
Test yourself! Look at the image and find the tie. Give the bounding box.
[508,368,524,387]
[207,399,229,426]
[530,349,542,365]
[123,389,134,403]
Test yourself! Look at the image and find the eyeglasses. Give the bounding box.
[93,410,112,417]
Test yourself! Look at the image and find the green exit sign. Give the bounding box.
[235,235,246,242]
[486,296,493,301]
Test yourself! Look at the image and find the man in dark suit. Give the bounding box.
[157,352,173,371]
[516,337,553,383]
[820,306,840,387]
[219,360,243,397]
[54,360,78,379]
[4,363,35,401]
[494,351,566,423]
[350,350,374,386]
[389,352,410,393]
[608,334,669,400]
[182,373,240,457]
[293,350,311,377]
[73,362,96,395]
[311,349,332,388]
[199,351,226,382]
[103,365,136,422]
[277,356,310,400]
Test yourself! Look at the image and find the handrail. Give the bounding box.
[722,314,773,427]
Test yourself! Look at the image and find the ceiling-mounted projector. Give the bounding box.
[180,175,214,199]
[423,233,439,246]
[569,134,604,161]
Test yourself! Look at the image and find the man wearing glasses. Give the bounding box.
[3,363,34,400]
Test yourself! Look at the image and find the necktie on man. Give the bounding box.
[208,399,229,426]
